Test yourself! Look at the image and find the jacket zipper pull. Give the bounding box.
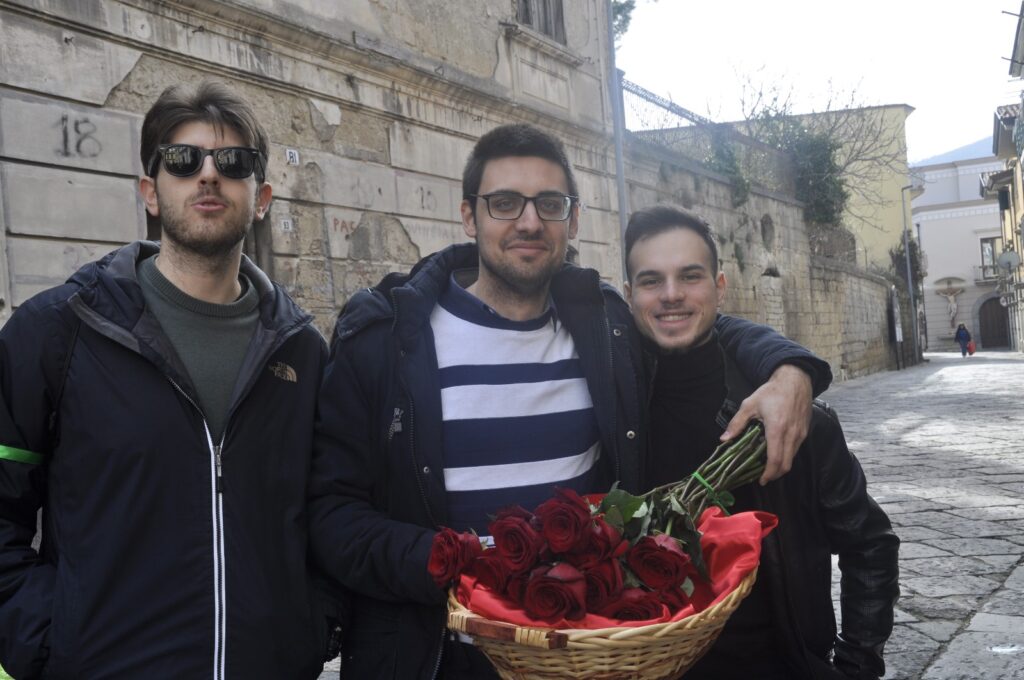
[214,445,223,494]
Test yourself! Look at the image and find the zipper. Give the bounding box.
[167,377,227,680]
[429,624,446,680]
[603,315,620,482]
[390,290,444,678]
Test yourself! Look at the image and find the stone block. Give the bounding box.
[389,123,473,179]
[7,236,114,305]
[516,54,570,111]
[575,169,612,212]
[330,259,397,308]
[0,10,140,105]
[394,170,461,222]
[346,212,420,265]
[324,206,365,260]
[266,200,329,258]
[0,89,142,175]
[266,143,398,211]
[401,217,465,258]
[1,162,143,243]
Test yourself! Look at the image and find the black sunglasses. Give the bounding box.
[148,144,265,181]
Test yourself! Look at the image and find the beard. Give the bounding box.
[158,188,255,259]
[477,234,566,300]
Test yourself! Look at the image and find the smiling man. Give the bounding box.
[310,124,834,679]
[624,205,899,680]
[0,82,338,678]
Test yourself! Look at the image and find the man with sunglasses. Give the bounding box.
[0,81,338,677]
[309,123,832,679]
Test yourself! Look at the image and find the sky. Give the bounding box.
[615,1,1024,163]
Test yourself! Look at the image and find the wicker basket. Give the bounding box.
[446,568,757,680]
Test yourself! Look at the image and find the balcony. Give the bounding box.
[974,265,1001,284]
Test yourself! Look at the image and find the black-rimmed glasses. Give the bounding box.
[471,192,577,221]
[147,144,265,181]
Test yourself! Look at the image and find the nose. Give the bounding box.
[515,199,544,234]
[659,279,684,303]
[197,154,220,184]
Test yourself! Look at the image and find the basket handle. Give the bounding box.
[448,610,568,649]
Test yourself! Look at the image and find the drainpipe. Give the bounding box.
[605,0,629,271]
[901,185,920,362]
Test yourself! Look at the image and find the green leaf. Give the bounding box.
[604,506,625,532]
[681,577,694,598]
[599,489,647,524]
[717,490,735,509]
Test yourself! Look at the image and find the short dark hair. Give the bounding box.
[624,205,720,280]
[141,81,269,183]
[462,123,579,210]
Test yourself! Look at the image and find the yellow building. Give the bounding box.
[800,104,916,272]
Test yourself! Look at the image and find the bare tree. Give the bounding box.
[738,80,910,231]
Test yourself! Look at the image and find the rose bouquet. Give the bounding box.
[431,423,772,626]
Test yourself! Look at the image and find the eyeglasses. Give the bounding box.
[471,192,577,221]
[147,144,265,181]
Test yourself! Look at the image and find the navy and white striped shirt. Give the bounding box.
[431,275,601,533]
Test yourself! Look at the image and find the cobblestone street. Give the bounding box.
[827,350,1024,680]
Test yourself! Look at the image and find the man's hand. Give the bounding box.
[720,363,813,485]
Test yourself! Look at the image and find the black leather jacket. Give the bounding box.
[689,354,900,679]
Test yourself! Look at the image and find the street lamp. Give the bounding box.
[901,185,921,361]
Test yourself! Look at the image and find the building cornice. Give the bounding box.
[913,203,1000,222]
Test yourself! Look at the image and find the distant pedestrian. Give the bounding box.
[955,323,972,357]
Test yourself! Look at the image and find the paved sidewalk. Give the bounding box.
[826,350,1024,680]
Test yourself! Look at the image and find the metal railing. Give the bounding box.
[620,78,794,195]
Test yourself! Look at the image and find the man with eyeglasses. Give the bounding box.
[309,123,832,679]
[0,81,340,677]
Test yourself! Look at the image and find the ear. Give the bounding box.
[255,182,273,220]
[623,281,633,310]
[567,202,580,240]
[715,271,727,307]
[139,176,159,218]
[460,199,477,239]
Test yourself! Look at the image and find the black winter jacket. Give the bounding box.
[0,242,337,679]
[309,243,832,680]
[699,357,899,679]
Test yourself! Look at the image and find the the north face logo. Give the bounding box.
[269,361,297,383]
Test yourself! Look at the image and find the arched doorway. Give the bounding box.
[979,297,1009,348]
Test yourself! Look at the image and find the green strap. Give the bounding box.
[0,445,43,465]
[691,471,731,515]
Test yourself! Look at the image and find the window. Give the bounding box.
[517,0,566,44]
[980,236,1002,279]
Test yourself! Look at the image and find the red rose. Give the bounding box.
[535,488,593,554]
[566,516,627,569]
[523,562,587,621]
[489,515,546,575]
[428,528,483,589]
[473,551,512,593]
[584,558,624,610]
[596,588,667,621]
[506,572,530,605]
[659,584,690,612]
[626,534,693,591]
[493,505,536,523]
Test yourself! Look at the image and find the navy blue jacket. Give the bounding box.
[0,242,337,679]
[309,243,832,680]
